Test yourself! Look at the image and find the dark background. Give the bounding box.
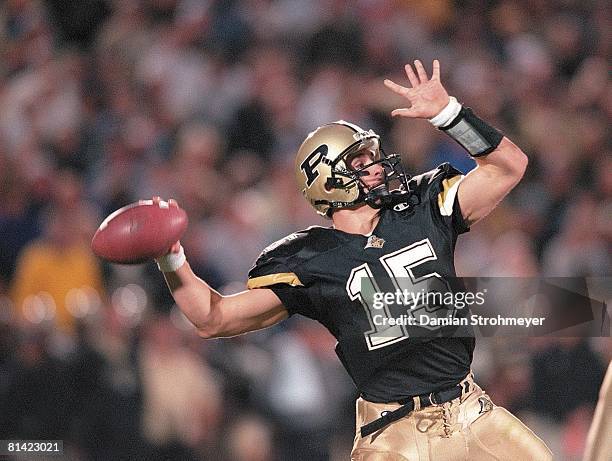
[0,1,610,459]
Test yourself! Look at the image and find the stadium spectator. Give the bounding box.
[139,314,222,460]
[10,170,103,334]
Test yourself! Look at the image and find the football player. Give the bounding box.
[155,60,552,460]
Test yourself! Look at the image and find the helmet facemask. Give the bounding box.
[328,139,411,211]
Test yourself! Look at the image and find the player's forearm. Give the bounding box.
[160,254,288,338]
[162,262,224,336]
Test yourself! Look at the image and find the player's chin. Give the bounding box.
[363,180,384,192]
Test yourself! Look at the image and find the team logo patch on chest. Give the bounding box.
[365,235,385,249]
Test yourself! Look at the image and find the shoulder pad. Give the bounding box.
[259,226,320,258]
[407,162,467,219]
[252,226,338,270]
[409,162,463,191]
[248,226,338,288]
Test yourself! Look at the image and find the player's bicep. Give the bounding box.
[457,138,527,226]
[207,288,288,338]
[457,165,515,226]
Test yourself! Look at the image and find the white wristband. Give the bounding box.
[429,96,462,128]
[156,245,186,272]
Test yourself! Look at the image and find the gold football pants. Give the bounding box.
[351,375,552,461]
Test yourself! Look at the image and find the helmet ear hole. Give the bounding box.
[325,177,344,191]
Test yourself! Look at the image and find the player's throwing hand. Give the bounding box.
[384,59,450,119]
[152,196,182,254]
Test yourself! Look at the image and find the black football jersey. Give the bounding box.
[248,163,474,402]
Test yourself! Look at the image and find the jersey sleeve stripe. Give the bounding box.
[437,175,464,217]
[247,272,303,289]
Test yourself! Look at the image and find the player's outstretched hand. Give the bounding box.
[384,59,450,119]
[152,196,182,254]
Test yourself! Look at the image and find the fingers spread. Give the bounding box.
[414,60,428,83]
[384,79,409,95]
[391,108,417,118]
[404,64,420,87]
[432,59,440,80]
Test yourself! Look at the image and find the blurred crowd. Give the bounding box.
[0,0,610,460]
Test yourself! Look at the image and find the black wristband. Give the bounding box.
[441,107,503,157]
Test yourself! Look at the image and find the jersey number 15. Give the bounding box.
[346,239,451,351]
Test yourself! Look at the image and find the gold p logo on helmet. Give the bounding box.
[300,144,328,188]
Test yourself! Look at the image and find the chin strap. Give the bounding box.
[365,187,415,211]
[364,186,392,208]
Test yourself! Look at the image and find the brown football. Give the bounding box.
[91,200,188,264]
